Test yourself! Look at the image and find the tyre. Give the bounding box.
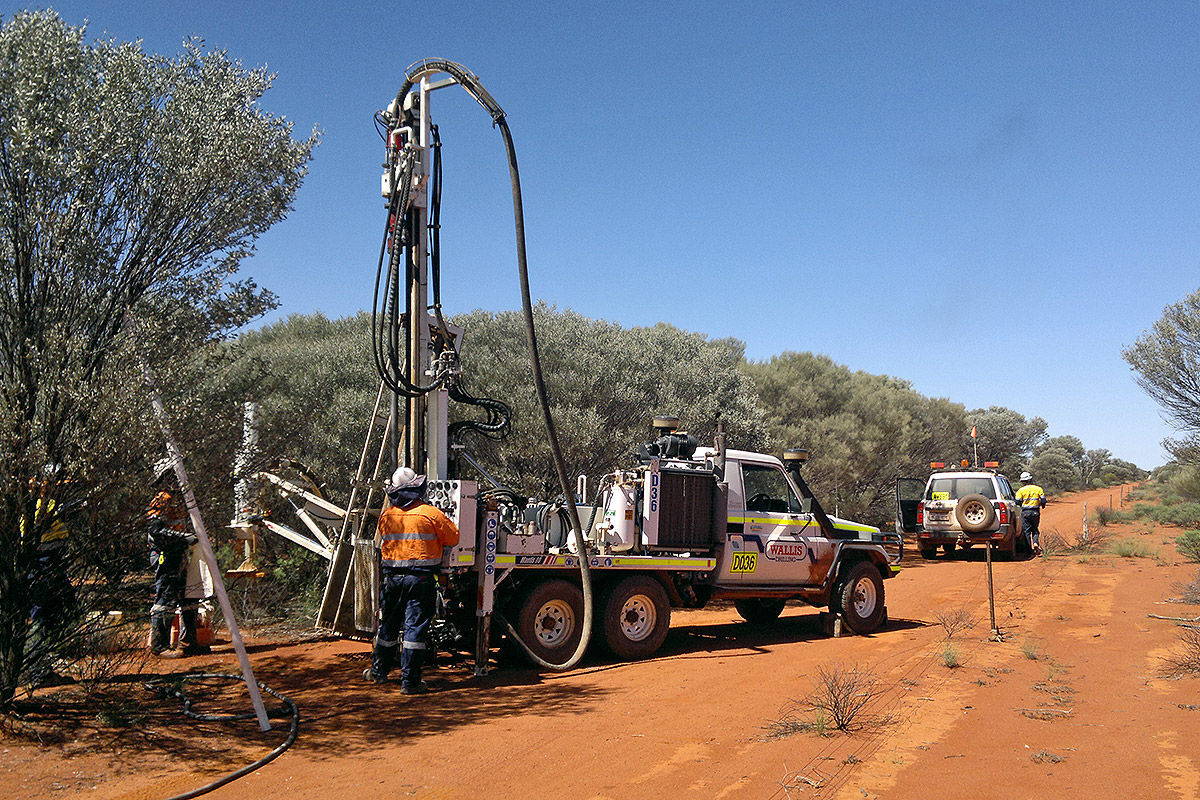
[601,575,671,660]
[835,561,886,634]
[734,598,787,624]
[918,545,937,560]
[514,579,585,666]
[955,494,996,533]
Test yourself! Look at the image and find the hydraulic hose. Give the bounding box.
[143,673,299,800]
[397,59,593,671]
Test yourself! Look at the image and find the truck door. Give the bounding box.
[895,478,925,533]
[723,462,827,585]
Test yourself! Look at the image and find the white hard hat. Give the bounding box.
[1020,471,1032,482]
[387,466,427,492]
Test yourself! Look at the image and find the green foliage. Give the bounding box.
[1177,531,1200,562]
[1093,505,1131,527]
[966,406,1047,478]
[1109,538,1156,558]
[940,642,962,668]
[745,352,966,525]
[0,10,314,708]
[231,306,768,499]
[1124,286,1200,461]
[226,312,376,497]
[1143,503,1200,529]
[452,306,768,495]
[1028,447,1077,494]
[1168,466,1200,502]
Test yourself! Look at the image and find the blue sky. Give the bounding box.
[31,1,1200,469]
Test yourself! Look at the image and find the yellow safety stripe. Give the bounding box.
[729,515,820,528]
[728,515,878,534]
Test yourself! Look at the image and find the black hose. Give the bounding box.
[142,672,299,800]
[398,59,593,671]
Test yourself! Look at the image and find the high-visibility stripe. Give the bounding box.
[382,557,440,567]
[402,639,427,650]
[381,532,437,542]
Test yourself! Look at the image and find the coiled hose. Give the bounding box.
[395,59,593,671]
[142,673,299,800]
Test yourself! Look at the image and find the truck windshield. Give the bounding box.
[927,477,996,500]
[742,464,804,513]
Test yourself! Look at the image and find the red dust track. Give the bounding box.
[5,483,1199,799]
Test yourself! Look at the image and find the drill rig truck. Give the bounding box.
[245,60,902,674]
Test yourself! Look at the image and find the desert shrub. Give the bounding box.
[1173,572,1200,604]
[1177,531,1200,563]
[1169,466,1200,502]
[940,642,962,668]
[771,664,888,735]
[936,608,977,639]
[1021,638,1041,660]
[1154,503,1200,528]
[1093,506,1131,527]
[1110,539,1157,559]
[1042,526,1109,555]
[1129,503,1159,520]
[1159,628,1200,679]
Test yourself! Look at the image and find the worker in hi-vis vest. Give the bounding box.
[364,467,459,693]
[1016,471,1047,555]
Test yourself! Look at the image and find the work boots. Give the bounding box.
[149,612,173,655]
[178,608,211,656]
[366,643,397,683]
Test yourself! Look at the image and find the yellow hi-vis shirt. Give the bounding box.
[20,497,68,545]
[1016,484,1046,509]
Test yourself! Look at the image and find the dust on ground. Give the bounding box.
[5,483,1199,800]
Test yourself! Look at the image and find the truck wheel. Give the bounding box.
[734,598,786,624]
[836,562,886,634]
[514,579,584,665]
[955,494,996,533]
[918,545,937,559]
[601,575,671,660]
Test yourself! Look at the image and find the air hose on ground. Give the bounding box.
[394,59,593,671]
[142,672,299,800]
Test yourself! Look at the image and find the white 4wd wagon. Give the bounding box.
[895,469,1026,559]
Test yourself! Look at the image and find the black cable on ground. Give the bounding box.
[142,673,299,800]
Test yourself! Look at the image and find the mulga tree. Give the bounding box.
[745,352,969,524]
[1125,286,1200,464]
[0,10,315,707]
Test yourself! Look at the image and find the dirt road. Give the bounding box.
[6,483,1200,799]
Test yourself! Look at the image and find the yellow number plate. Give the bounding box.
[931,491,950,501]
[730,552,757,573]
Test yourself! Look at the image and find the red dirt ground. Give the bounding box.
[5,483,1199,799]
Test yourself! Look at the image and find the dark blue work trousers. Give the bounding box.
[1022,509,1041,547]
[373,567,436,688]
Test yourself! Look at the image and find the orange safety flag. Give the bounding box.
[970,426,977,438]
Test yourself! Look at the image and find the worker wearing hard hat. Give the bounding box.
[147,459,212,657]
[23,477,76,686]
[1016,471,1047,556]
[364,467,459,693]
